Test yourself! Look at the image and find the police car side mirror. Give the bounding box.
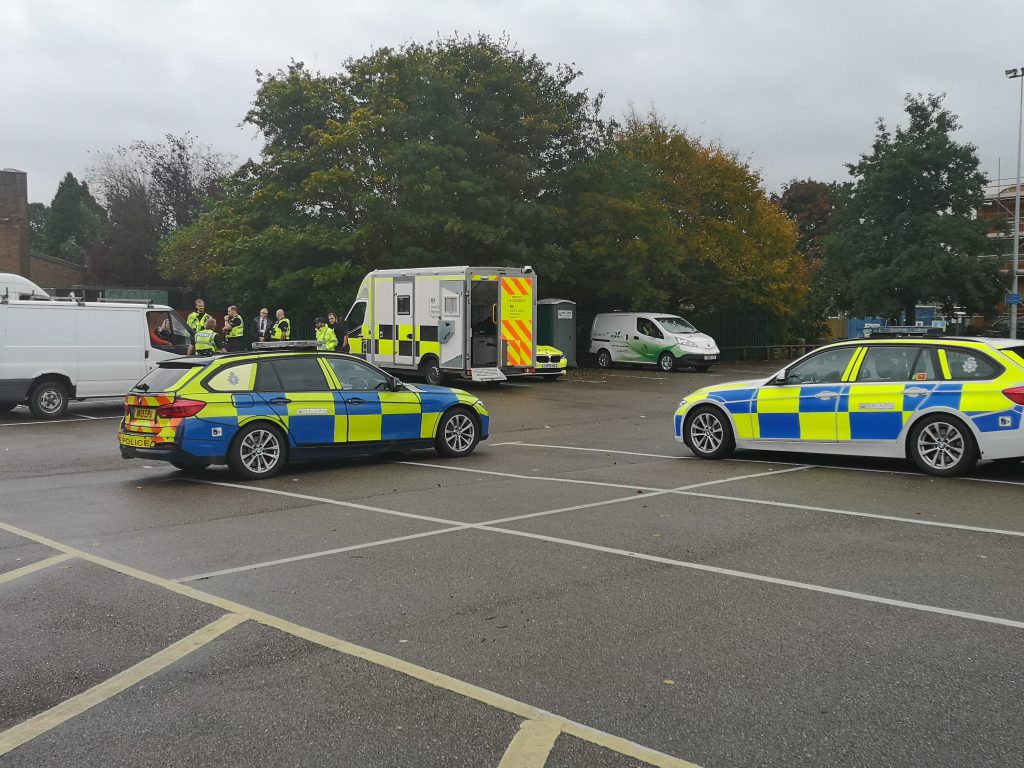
[774,372,787,385]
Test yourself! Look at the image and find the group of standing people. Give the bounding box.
[185,299,347,356]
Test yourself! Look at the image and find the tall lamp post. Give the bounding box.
[1007,67,1024,339]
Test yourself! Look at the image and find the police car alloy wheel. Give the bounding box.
[658,352,676,372]
[436,408,479,458]
[229,423,286,479]
[685,405,735,460]
[30,380,69,419]
[596,349,612,369]
[909,414,978,477]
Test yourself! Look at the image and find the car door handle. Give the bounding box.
[269,397,292,405]
[904,387,929,397]
[813,391,839,400]
[346,397,365,405]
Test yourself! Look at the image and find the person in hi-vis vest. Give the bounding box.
[189,317,224,357]
[272,309,290,340]
[223,305,245,352]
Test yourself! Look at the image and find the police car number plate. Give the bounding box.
[119,433,153,448]
[134,407,156,420]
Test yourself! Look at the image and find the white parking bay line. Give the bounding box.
[173,477,1024,631]
[175,468,809,582]
[0,416,121,427]
[472,524,1024,631]
[398,461,1024,538]
[499,442,691,460]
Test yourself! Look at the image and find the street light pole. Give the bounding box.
[1007,68,1024,339]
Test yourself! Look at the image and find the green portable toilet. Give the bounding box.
[537,298,577,367]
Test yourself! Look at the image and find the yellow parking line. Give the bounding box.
[0,521,700,767]
[498,719,562,767]
[0,553,73,585]
[0,613,246,756]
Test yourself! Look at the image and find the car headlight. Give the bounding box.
[676,337,697,348]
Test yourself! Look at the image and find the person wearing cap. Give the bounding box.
[315,316,338,351]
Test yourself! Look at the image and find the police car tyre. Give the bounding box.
[420,356,445,386]
[228,422,286,479]
[658,352,676,372]
[908,414,978,477]
[684,405,735,460]
[29,380,69,419]
[596,349,613,369]
[435,407,479,458]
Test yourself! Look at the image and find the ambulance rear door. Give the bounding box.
[499,273,536,372]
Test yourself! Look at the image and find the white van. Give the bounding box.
[0,287,192,418]
[589,312,720,372]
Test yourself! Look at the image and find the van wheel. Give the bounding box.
[658,352,676,372]
[435,407,479,458]
[228,423,287,479]
[420,356,445,385]
[684,406,735,459]
[29,380,69,419]
[909,414,977,477]
[596,349,612,369]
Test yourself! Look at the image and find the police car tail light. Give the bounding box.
[158,399,206,419]
[1002,386,1024,406]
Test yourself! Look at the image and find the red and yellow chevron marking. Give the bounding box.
[500,276,534,367]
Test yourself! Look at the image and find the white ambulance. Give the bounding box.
[0,275,192,418]
[344,266,538,384]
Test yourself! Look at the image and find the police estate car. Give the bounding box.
[118,346,489,479]
[674,337,1024,476]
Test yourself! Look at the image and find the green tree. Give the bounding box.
[160,35,605,314]
[26,202,49,252]
[42,173,105,264]
[555,112,806,326]
[825,94,999,323]
[773,178,844,339]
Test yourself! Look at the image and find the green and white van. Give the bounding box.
[589,312,720,372]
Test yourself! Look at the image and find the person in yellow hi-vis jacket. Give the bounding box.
[271,309,290,340]
[315,316,337,351]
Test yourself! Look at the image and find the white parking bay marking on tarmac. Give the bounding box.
[499,440,1024,487]
[470,523,1024,631]
[405,461,1024,538]
[168,474,1024,631]
[0,416,121,427]
[175,468,809,582]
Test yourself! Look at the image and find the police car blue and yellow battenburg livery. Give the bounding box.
[674,337,1024,476]
[118,344,489,479]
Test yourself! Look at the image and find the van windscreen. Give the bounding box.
[131,365,201,393]
[657,317,697,334]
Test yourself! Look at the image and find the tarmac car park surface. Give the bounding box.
[1,363,1022,767]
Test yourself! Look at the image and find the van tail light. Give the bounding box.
[157,399,206,419]
[1002,386,1024,406]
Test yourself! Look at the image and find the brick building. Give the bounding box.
[0,168,86,290]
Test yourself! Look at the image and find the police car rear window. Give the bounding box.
[132,365,201,393]
[1000,346,1024,367]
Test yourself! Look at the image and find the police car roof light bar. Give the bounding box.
[251,341,321,352]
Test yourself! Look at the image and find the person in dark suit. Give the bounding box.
[252,307,271,347]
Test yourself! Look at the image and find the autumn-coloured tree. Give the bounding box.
[556,113,807,324]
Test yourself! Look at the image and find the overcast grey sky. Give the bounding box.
[4,0,1023,204]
